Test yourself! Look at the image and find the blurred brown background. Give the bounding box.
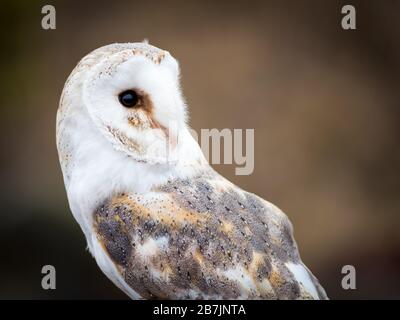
[0,0,399,299]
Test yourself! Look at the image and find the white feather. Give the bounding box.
[286,262,319,299]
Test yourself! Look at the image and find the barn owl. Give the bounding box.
[56,42,327,300]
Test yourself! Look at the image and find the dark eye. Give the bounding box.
[118,90,139,108]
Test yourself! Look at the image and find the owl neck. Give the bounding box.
[60,113,209,213]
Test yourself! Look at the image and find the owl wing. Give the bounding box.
[93,170,327,299]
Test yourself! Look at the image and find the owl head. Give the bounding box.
[58,42,193,171]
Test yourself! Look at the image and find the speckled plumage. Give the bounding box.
[56,42,327,300]
[94,170,326,299]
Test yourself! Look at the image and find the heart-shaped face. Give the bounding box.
[79,44,186,164]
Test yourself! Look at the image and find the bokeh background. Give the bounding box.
[1,0,399,299]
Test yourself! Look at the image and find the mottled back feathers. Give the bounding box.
[94,169,327,299]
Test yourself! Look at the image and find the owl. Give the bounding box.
[56,42,327,300]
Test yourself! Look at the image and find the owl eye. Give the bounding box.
[118,90,139,108]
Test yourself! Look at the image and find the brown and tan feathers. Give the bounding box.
[94,170,326,299]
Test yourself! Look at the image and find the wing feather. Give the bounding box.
[93,170,327,299]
